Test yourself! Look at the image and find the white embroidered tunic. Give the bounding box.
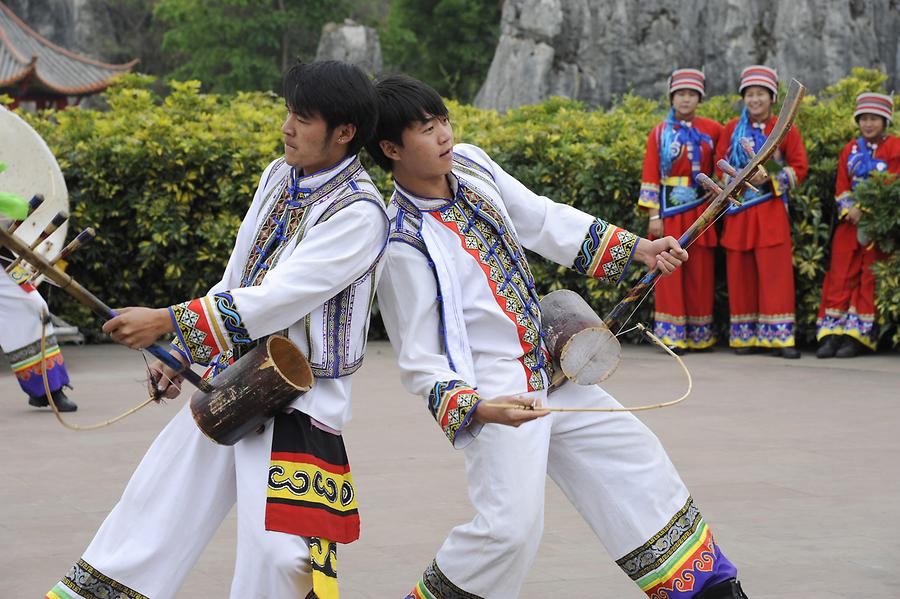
[377,144,638,447]
[169,154,389,431]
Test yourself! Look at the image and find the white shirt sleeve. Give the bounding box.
[455,144,639,284]
[377,239,483,448]
[169,199,388,365]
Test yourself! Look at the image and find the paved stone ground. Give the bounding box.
[1,341,898,598]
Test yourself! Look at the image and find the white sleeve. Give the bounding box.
[169,200,388,364]
[456,144,639,284]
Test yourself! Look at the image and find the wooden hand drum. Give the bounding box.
[540,290,621,388]
[190,335,314,445]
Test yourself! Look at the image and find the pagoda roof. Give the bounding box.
[0,1,137,97]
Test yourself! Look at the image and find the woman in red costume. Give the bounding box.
[639,68,723,354]
[715,66,808,359]
[816,92,899,358]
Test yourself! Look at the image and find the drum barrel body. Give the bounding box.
[540,289,621,387]
[190,335,313,445]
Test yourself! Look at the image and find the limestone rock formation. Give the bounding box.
[315,19,382,77]
[4,0,98,56]
[475,0,900,110]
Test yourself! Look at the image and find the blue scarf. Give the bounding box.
[848,136,887,188]
[659,109,713,179]
[728,107,769,170]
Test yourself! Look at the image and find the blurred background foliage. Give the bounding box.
[16,68,900,347]
[79,0,496,101]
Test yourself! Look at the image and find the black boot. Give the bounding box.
[28,388,78,412]
[696,578,749,598]
[733,346,758,355]
[775,345,801,359]
[816,335,841,358]
[835,336,863,358]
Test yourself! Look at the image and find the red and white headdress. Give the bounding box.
[739,65,778,97]
[854,92,893,124]
[669,68,705,98]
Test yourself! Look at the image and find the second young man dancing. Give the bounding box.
[370,74,749,599]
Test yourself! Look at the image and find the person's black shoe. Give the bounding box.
[667,345,687,356]
[696,577,750,598]
[816,335,841,359]
[776,346,801,359]
[28,388,78,412]
[733,346,758,355]
[690,345,715,353]
[835,336,863,358]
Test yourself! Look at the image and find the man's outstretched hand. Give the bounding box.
[473,396,550,427]
[633,236,689,275]
[102,306,175,349]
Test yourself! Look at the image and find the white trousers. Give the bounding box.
[54,404,312,599]
[435,382,689,599]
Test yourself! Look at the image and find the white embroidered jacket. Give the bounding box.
[377,144,639,447]
[169,154,389,431]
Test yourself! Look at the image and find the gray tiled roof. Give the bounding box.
[0,2,136,97]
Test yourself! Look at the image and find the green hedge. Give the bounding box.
[17,69,899,347]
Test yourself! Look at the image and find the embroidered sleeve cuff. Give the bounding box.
[638,183,661,209]
[836,193,854,218]
[571,217,639,285]
[771,166,798,197]
[169,291,251,366]
[428,380,483,449]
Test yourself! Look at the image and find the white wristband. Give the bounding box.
[648,215,661,221]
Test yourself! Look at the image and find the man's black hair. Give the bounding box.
[365,74,449,171]
[282,61,377,157]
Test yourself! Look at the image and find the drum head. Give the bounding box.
[0,108,69,278]
[559,323,621,384]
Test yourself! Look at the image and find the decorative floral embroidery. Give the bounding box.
[56,558,149,599]
[572,217,638,285]
[617,497,734,599]
[639,182,661,209]
[816,307,877,349]
[406,559,486,599]
[729,313,795,348]
[434,185,546,391]
[429,380,481,444]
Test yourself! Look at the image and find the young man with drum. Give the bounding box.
[369,74,749,599]
[46,61,389,599]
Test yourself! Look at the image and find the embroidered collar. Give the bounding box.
[284,154,363,209]
[393,173,461,213]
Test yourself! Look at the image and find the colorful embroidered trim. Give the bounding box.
[616,497,735,599]
[572,217,638,285]
[309,537,339,599]
[429,380,481,445]
[771,165,798,197]
[406,559,485,599]
[7,336,69,397]
[835,191,854,218]
[49,558,148,599]
[816,307,877,349]
[729,312,795,348]
[638,182,661,209]
[432,184,546,391]
[266,412,360,543]
[452,152,499,196]
[304,194,388,379]
[653,313,715,350]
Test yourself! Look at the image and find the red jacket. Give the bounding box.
[834,135,900,217]
[715,115,808,250]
